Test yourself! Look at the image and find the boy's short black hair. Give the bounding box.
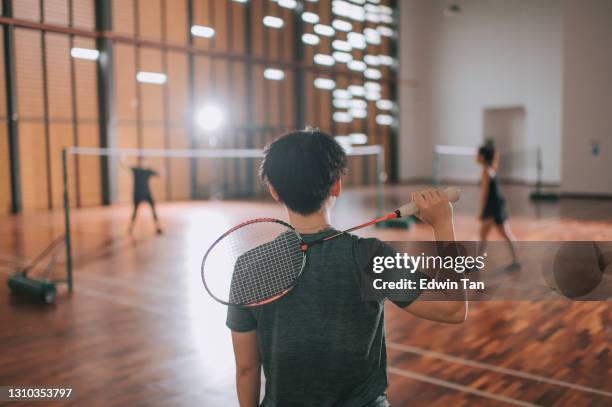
[260,129,347,215]
[478,145,495,165]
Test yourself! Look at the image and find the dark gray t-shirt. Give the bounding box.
[226,229,423,407]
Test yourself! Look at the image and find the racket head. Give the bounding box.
[201,218,306,307]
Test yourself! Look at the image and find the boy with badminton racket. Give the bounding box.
[227,130,467,407]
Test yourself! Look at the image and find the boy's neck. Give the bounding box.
[287,207,332,234]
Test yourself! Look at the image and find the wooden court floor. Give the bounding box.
[0,185,611,406]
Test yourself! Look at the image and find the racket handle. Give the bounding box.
[395,187,461,218]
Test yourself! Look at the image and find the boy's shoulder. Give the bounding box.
[345,234,394,269]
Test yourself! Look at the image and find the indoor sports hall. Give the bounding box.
[0,1,610,406]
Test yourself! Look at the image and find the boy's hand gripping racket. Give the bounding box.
[201,187,460,307]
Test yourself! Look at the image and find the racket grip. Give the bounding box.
[395,187,461,218]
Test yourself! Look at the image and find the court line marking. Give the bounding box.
[387,366,541,407]
[388,342,612,398]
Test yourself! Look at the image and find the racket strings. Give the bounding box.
[204,221,304,305]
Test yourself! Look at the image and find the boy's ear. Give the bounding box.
[268,184,280,202]
[331,179,342,198]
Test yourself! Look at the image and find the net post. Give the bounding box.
[375,146,385,216]
[62,148,73,292]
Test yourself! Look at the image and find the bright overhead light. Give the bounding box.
[332,40,351,52]
[379,5,393,15]
[349,108,367,119]
[351,0,366,4]
[347,32,366,49]
[365,4,379,12]
[314,24,335,37]
[332,0,366,21]
[376,99,394,110]
[191,25,215,38]
[348,84,365,97]
[314,53,335,66]
[364,55,380,65]
[196,105,224,131]
[264,68,285,80]
[368,0,380,3]
[278,0,298,9]
[263,16,284,28]
[377,26,394,37]
[333,98,350,109]
[350,99,367,109]
[378,55,395,66]
[302,12,320,24]
[364,68,382,80]
[314,78,336,90]
[333,51,352,63]
[380,14,393,24]
[364,81,382,92]
[364,27,381,44]
[365,91,381,101]
[348,60,367,72]
[333,89,351,99]
[332,19,352,32]
[350,133,368,144]
[333,112,352,123]
[376,114,393,125]
[365,12,380,23]
[70,47,99,60]
[302,33,320,45]
[136,71,167,84]
[232,0,248,3]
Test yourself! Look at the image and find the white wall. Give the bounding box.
[561,0,612,195]
[399,0,563,184]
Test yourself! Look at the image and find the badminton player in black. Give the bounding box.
[121,157,163,235]
[227,129,467,407]
[476,144,519,269]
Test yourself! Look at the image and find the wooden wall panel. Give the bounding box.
[18,123,48,211]
[116,125,138,203]
[138,0,162,40]
[0,123,10,215]
[76,124,101,206]
[141,126,166,201]
[72,0,95,30]
[165,0,187,43]
[139,48,164,123]
[193,0,213,49]
[14,0,41,22]
[49,123,76,208]
[44,0,69,26]
[15,29,44,119]
[112,0,135,36]
[73,37,98,121]
[114,44,137,123]
[166,52,188,124]
[167,127,190,201]
[46,34,73,120]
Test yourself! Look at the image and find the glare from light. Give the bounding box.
[350,108,367,119]
[351,0,366,4]
[264,68,285,80]
[70,47,99,60]
[365,91,381,101]
[314,24,335,37]
[364,55,380,65]
[378,55,395,66]
[350,133,368,144]
[350,99,367,109]
[263,16,284,28]
[379,5,393,15]
[376,114,393,125]
[333,112,352,123]
[332,1,366,21]
[314,78,336,90]
[332,40,351,52]
[364,68,382,80]
[347,32,367,49]
[302,12,320,24]
[191,25,215,38]
[364,27,382,44]
[333,98,350,109]
[314,54,335,66]
[378,26,394,37]
[332,19,352,32]
[376,99,394,110]
[302,33,320,45]
[136,71,167,84]
[334,135,352,152]
[365,4,379,12]
[333,51,352,63]
[232,0,248,3]
[333,89,351,99]
[366,13,380,23]
[368,0,380,3]
[278,0,298,9]
[348,85,365,97]
[364,81,382,92]
[196,105,224,131]
[380,14,393,24]
[347,60,367,72]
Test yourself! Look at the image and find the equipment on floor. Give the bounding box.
[7,236,71,304]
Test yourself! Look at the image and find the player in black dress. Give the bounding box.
[121,157,164,235]
[477,145,519,269]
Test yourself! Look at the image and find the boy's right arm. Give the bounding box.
[401,189,468,323]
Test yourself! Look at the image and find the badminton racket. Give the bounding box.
[201,187,461,307]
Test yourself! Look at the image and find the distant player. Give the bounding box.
[121,157,163,235]
[476,144,519,270]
